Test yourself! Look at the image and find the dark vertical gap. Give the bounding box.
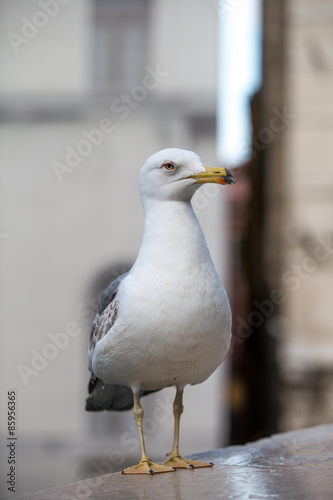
[228,0,285,444]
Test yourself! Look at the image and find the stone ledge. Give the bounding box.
[15,424,333,500]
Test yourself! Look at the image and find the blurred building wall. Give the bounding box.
[229,0,333,443]
[0,0,230,495]
[276,0,333,430]
[257,0,333,431]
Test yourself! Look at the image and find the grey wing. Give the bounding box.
[86,271,159,411]
[98,272,129,315]
[87,272,134,411]
[88,272,128,371]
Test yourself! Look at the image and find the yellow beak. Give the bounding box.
[190,166,235,185]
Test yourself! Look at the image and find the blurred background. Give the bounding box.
[0,0,333,497]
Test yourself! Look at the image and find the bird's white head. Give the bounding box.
[139,148,235,204]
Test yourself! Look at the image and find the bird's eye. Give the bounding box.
[163,162,175,172]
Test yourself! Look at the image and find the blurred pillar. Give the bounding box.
[228,0,285,444]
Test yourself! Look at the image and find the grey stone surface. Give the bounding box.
[14,425,333,500]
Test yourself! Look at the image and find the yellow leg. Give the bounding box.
[122,391,176,475]
[163,389,213,470]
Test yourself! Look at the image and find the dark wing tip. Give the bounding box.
[88,374,98,394]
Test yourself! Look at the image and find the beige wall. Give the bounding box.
[260,0,333,431]
[280,0,333,371]
[0,0,91,95]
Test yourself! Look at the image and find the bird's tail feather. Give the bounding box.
[85,377,158,411]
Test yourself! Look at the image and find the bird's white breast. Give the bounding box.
[92,200,232,391]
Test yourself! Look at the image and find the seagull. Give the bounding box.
[86,148,235,474]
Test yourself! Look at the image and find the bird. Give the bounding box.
[86,148,235,475]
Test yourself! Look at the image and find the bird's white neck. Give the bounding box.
[133,198,211,271]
